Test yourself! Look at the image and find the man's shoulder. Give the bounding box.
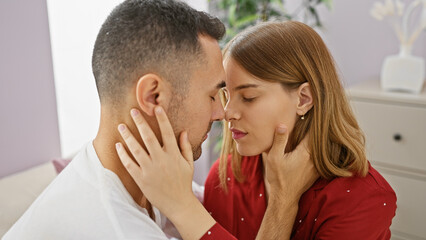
[4,164,167,240]
[2,173,109,239]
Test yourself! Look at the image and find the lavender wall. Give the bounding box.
[0,0,61,178]
[316,0,426,86]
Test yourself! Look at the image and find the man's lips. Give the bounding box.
[230,128,247,140]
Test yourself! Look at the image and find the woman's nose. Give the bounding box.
[224,101,240,122]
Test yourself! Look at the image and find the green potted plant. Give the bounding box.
[211,0,333,44]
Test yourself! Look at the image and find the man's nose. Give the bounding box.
[212,99,225,121]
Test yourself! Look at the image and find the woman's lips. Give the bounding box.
[230,128,247,140]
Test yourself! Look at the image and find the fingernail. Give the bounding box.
[115,143,121,150]
[277,124,286,134]
[131,109,139,117]
[118,124,126,132]
[155,106,163,114]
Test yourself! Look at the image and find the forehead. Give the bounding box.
[189,35,225,90]
[224,57,264,88]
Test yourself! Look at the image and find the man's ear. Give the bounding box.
[296,82,314,116]
[135,73,168,116]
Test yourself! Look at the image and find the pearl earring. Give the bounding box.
[301,115,305,120]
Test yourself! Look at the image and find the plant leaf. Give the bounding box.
[228,4,237,27]
[321,0,333,10]
[235,13,259,28]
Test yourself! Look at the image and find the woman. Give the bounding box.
[203,21,397,239]
[116,21,396,239]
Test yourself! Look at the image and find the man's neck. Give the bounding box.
[93,130,147,209]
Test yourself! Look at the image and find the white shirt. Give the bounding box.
[3,142,191,240]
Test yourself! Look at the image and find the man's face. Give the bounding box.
[168,35,226,160]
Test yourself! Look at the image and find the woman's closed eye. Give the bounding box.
[242,96,256,102]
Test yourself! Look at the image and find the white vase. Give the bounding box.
[380,44,425,94]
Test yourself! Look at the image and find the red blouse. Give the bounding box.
[203,155,397,240]
[200,223,237,240]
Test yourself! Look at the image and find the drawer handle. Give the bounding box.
[393,133,402,142]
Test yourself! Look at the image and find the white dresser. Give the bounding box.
[346,80,426,240]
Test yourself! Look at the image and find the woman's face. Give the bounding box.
[224,58,300,156]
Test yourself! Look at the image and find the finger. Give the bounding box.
[115,142,144,179]
[117,123,150,167]
[129,109,163,157]
[179,131,194,168]
[154,106,179,153]
[268,124,289,158]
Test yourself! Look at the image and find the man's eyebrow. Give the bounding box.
[216,81,226,89]
[234,84,258,91]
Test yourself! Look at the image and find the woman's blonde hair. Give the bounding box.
[219,21,368,190]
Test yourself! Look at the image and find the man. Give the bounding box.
[4,0,227,239]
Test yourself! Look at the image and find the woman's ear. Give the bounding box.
[296,82,314,116]
[135,73,168,116]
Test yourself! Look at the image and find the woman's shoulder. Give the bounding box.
[324,164,395,197]
[300,165,396,239]
[314,164,396,215]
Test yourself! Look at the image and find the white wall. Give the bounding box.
[46,0,124,158]
[186,0,208,11]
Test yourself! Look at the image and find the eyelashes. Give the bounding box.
[242,97,256,103]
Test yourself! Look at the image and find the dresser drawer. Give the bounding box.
[350,100,426,171]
